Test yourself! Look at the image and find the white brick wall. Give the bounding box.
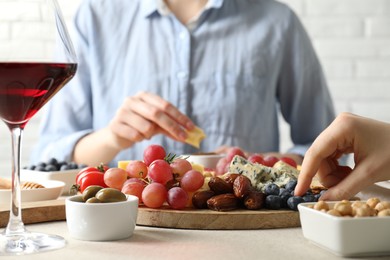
[1,0,390,177]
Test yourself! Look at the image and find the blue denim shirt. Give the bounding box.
[32,0,335,166]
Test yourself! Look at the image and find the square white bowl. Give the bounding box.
[21,169,79,195]
[298,202,390,257]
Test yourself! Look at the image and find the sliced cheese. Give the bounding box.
[184,126,206,148]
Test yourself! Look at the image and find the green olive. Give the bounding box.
[72,195,85,203]
[85,197,101,203]
[82,185,104,202]
[95,188,127,203]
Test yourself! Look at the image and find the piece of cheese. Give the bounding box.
[190,162,204,175]
[228,155,299,192]
[117,160,133,170]
[185,126,206,148]
[273,161,300,179]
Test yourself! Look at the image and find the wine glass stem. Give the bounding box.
[5,127,26,235]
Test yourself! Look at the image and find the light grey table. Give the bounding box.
[3,184,390,260]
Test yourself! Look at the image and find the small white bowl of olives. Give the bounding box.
[65,186,139,241]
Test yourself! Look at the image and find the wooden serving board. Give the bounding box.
[137,206,300,229]
[0,199,66,228]
[0,200,300,230]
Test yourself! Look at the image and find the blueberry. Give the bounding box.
[35,165,46,172]
[285,180,297,192]
[278,188,286,196]
[78,163,88,169]
[60,164,71,171]
[27,165,36,170]
[305,190,313,195]
[264,183,280,196]
[279,190,292,208]
[287,196,304,211]
[68,162,78,169]
[45,164,57,172]
[265,195,281,210]
[57,160,67,168]
[302,194,316,203]
[47,158,59,167]
[36,162,46,168]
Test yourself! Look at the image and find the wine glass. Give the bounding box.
[0,0,77,255]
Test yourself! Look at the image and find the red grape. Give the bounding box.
[280,157,297,168]
[170,158,192,179]
[148,159,173,185]
[263,155,279,167]
[123,177,145,185]
[143,144,166,166]
[180,170,204,192]
[167,187,189,210]
[121,181,145,204]
[248,154,264,165]
[165,179,179,190]
[215,157,229,176]
[103,168,128,190]
[126,160,148,178]
[225,147,246,162]
[142,182,167,208]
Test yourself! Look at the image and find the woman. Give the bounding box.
[33,0,335,167]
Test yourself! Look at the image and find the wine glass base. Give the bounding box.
[0,231,66,255]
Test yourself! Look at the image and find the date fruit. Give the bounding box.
[244,191,266,210]
[208,177,233,194]
[192,190,216,209]
[233,175,252,199]
[222,173,240,187]
[207,193,239,211]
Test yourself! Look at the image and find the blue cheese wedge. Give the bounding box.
[227,155,299,191]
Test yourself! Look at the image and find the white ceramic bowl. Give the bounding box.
[185,154,225,169]
[21,169,79,195]
[0,180,64,204]
[298,202,390,257]
[65,195,139,241]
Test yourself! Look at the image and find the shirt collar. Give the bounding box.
[140,0,224,18]
[139,0,159,18]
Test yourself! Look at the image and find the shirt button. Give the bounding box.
[177,71,188,78]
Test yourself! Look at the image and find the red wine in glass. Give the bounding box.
[0,62,77,129]
[0,62,76,255]
[1,0,77,255]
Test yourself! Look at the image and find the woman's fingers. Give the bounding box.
[295,114,355,196]
[136,92,194,129]
[126,92,194,141]
[320,164,371,200]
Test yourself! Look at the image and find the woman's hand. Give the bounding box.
[107,91,195,150]
[73,91,194,165]
[295,112,390,200]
